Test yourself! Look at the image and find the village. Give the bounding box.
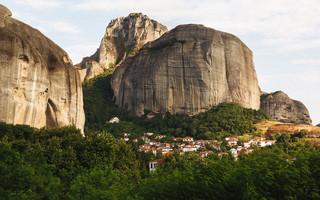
[120,131,276,172]
[110,117,276,171]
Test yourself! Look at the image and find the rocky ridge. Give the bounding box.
[260,91,312,125]
[78,13,168,81]
[111,24,261,116]
[0,4,85,133]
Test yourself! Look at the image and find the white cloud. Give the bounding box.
[290,59,320,66]
[15,0,66,8]
[12,12,79,34]
[73,0,320,54]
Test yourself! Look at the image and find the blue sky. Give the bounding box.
[2,0,320,125]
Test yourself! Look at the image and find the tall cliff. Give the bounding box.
[78,13,168,81]
[111,24,261,116]
[260,91,312,125]
[0,4,85,133]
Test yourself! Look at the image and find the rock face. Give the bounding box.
[0,4,85,133]
[111,24,261,116]
[260,91,312,125]
[78,13,168,81]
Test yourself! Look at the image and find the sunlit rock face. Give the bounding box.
[111,24,261,116]
[261,91,312,125]
[78,13,168,81]
[0,4,85,133]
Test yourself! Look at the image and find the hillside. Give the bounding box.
[83,71,270,139]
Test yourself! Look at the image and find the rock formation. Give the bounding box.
[260,91,312,125]
[78,13,168,81]
[0,4,85,133]
[111,24,261,116]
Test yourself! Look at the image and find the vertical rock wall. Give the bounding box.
[0,4,85,133]
[111,24,261,116]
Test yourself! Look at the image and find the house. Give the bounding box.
[162,143,174,148]
[218,152,228,158]
[265,140,276,146]
[149,158,164,172]
[140,148,157,155]
[121,137,129,142]
[227,139,238,146]
[120,132,130,137]
[173,137,184,141]
[145,132,154,136]
[108,117,120,123]
[149,140,161,146]
[183,136,194,142]
[182,145,197,152]
[162,151,174,156]
[200,151,213,158]
[139,144,151,149]
[225,137,238,141]
[140,136,150,143]
[230,148,238,156]
[155,135,166,139]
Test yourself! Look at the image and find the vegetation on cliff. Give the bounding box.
[83,71,271,140]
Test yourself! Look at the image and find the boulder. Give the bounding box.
[111,24,261,116]
[0,4,85,133]
[78,13,168,81]
[260,91,312,125]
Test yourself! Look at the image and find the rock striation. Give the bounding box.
[78,13,168,81]
[0,4,85,133]
[260,91,312,125]
[111,24,261,116]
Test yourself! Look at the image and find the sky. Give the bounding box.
[2,0,320,125]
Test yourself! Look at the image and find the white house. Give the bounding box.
[108,117,120,123]
[200,151,213,158]
[149,159,164,172]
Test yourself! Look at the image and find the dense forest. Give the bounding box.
[1,71,319,199]
[1,122,319,199]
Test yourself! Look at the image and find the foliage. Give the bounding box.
[1,122,320,199]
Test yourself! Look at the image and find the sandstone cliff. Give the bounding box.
[0,4,85,133]
[78,13,168,81]
[260,91,312,125]
[111,24,261,116]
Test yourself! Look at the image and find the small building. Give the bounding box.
[121,137,129,142]
[108,117,120,123]
[149,158,164,172]
[140,136,150,143]
[182,145,197,152]
[155,135,167,139]
[200,151,213,158]
[139,143,151,149]
[183,136,194,142]
[218,152,228,158]
[145,132,154,136]
[225,137,238,141]
[173,137,184,141]
[120,132,130,137]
